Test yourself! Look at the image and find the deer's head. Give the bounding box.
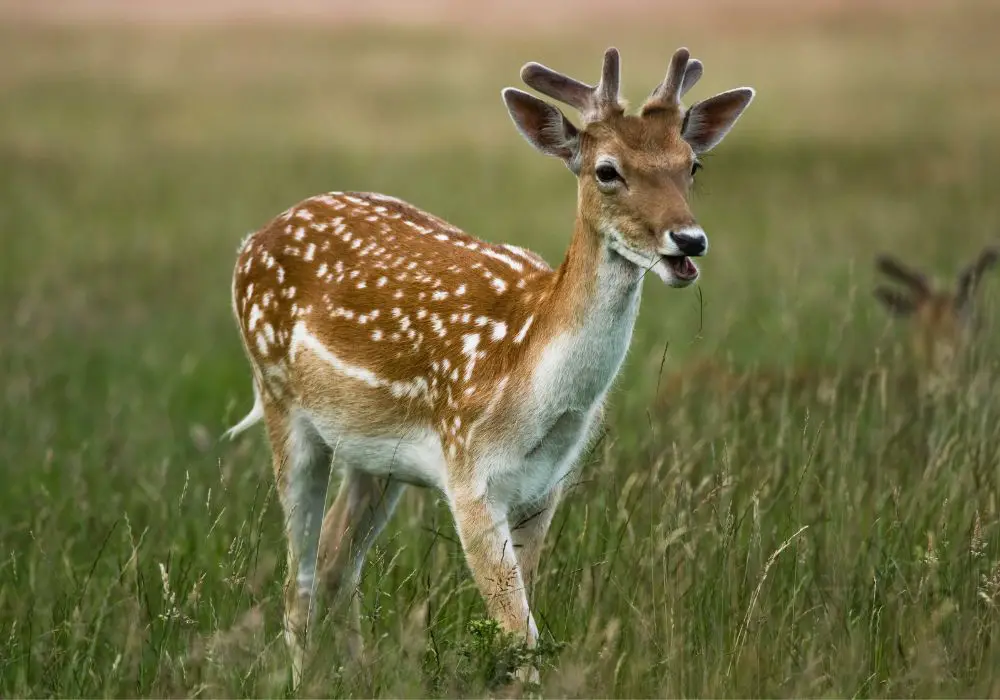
[874,247,998,377]
[502,47,754,288]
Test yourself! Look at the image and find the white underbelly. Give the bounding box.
[309,415,448,490]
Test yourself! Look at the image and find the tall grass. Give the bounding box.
[2,12,1000,697]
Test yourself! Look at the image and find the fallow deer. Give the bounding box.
[873,246,998,392]
[226,46,755,683]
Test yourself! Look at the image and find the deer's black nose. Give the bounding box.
[669,229,708,257]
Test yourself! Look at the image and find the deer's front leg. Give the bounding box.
[449,489,537,646]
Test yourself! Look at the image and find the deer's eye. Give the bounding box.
[691,160,703,177]
[595,163,623,185]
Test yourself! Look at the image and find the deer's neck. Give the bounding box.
[529,218,643,411]
[547,219,642,323]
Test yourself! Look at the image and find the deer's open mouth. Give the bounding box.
[662,255,698,280]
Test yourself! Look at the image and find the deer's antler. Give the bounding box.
[520,47,622,124]
[642,47,703,114]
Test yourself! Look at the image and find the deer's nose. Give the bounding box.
[668,227,708,257]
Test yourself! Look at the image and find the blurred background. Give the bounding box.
[3,0,1000,696]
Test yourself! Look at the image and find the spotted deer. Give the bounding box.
[226,46,754,683]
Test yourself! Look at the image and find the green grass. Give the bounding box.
[3,13,1000,697]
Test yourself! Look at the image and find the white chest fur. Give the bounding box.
[489,255,643,506]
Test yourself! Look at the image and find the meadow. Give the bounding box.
[3,3,1000,696]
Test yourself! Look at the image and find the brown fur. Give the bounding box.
[875,247,997,388]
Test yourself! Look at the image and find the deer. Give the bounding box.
[656,247,999,412]
[225,46,755,685]
[873,246,998,392]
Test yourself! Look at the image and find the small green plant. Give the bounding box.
[420,617,565,695]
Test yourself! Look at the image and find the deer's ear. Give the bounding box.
[502,88,581,173]
[875,287,917,316]
[682,87,754,154]
[875,254,931,295]
[956,246,999,309]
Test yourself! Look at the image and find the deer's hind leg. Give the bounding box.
[264,406,333,686]
[315,468,407,662]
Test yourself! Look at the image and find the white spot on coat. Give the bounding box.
[481,247,524,272]
[248,304,263,332]
[514,315,534,343]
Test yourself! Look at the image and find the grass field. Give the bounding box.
[3,3,1000,696]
